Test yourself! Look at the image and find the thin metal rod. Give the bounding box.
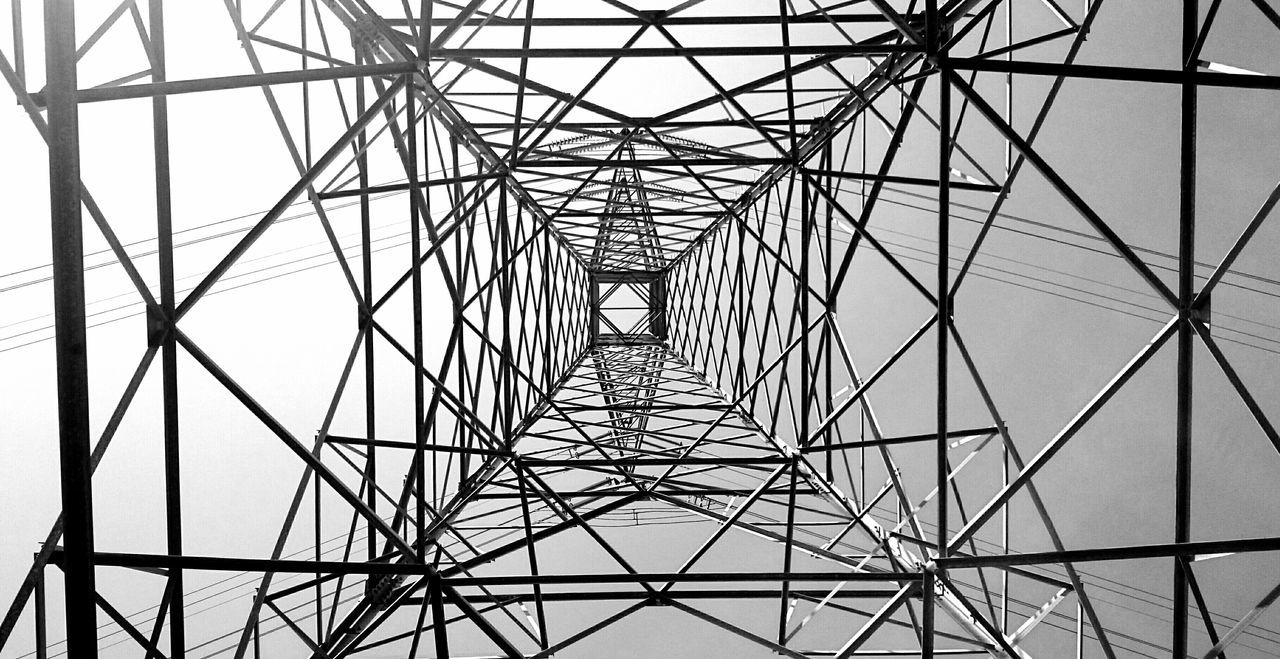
[149,0,183,653]
[937,534,1280,569]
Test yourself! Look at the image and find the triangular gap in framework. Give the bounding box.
[1185,323,1280,535]
[970,322,1179,556]
[1180,550,1280,658]
[171,329,420,567]
[1192,0,1280,76]
[66,0,153,90]
[949,70,1182,306]
[944,0,1084,61]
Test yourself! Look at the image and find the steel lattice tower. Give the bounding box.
[4,0,1280,657]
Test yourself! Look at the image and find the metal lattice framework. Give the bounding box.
[4,0,1280,657]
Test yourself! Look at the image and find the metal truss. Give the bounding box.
[5,0,1280,657]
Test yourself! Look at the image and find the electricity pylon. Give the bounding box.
[5,1,1280,657]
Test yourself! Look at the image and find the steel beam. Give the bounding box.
[44,0,96,652]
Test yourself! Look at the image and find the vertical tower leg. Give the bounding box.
[44,0,96,653]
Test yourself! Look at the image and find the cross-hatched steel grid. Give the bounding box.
[4,0,1280,657]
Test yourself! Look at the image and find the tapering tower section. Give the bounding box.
[7,2,1280,658]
